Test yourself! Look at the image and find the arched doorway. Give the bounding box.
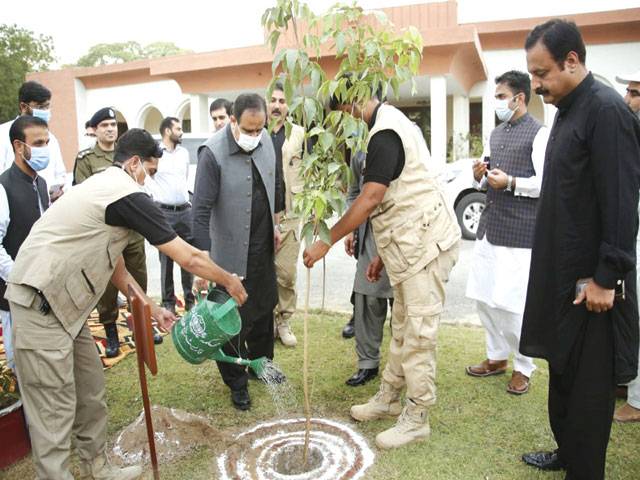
[113,109,129,139]
[177,100,191,133]
[138,105,164,134]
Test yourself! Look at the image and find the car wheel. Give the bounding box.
[455,192,486,240]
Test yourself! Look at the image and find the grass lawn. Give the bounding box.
[3,310,639,479]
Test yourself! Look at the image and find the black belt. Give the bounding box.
[156,202,190,212]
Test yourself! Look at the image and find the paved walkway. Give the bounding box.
[145,238,480,326]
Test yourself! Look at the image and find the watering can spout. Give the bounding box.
[210,349,269,378]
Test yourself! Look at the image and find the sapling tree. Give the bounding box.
[262,0,422,464]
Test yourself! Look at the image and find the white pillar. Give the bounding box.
[430,76,447,167]
[190,94,209,135]
[452,94,470,160]
[482,83,495,147]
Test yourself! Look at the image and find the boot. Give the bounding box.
[375,400,430,449]
[350,381,402,421]
[276,319,297,347]
[104,322,120,358]
[79,453,142,480]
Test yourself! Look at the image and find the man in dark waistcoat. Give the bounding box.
[520,20,640,479]
[0,116,50,370]
[192,93,283,411]
[465,70,548,395]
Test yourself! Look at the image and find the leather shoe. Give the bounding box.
[346,367,379,386]
[466,359,507,377]
[522,451,565,471]
[342,316,355,339]
[231,387,251,411]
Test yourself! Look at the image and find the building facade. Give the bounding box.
[28,0,640,170]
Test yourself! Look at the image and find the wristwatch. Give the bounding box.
[505,175,513,192]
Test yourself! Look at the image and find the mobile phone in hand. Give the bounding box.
[483,156,490,176]
[575,277,591,298]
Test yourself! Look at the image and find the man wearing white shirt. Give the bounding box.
[146,117,195,313]
[0,116,51,370]
[465,70,549,395]
[0,81,68,198]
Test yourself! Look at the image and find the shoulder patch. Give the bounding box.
[75,148,93,161]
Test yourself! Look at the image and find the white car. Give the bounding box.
[440,158,486,240]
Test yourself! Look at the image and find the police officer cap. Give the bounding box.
[89,107,117,128]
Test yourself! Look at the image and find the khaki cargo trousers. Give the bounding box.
[274,219,301,324]
[11,295,107,480]
[382,243,459,407]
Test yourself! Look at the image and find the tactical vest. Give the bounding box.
[367,104,461,286]
[6,167,141,336]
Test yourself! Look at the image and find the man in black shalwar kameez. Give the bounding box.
[520,20,640,480]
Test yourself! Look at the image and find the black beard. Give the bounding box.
[535,87,549,96]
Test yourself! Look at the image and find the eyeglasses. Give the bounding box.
[627,88,640,98]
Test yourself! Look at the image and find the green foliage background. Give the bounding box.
[0,24,55,123]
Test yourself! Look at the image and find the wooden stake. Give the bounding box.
[128,284,160,480]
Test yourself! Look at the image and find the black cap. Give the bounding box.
[89,107,117,128]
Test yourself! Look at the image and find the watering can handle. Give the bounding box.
[213,297,238,319]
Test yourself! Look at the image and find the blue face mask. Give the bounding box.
[22,144,50,172]
[32,108,51,123]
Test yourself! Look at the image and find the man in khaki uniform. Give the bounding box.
[73,107,149,358]
[9,129,247,480]
[268,83,305,347]
[304,90,461,449]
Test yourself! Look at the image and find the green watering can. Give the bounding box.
[171,288,268,378]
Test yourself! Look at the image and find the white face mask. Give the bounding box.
[234,124,261,152]
[494,96,518,123]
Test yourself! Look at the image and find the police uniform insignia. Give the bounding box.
[76,148,92,160]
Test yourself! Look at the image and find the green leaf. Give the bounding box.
[310,66,321,91]
[285,49,298,73]
[318,221,331,245]
[300,221,315,247]
[318,132,334,152]
[336,32,346,55]
[284,77,294,104]
[303,97,317,124]
[272,49,285,73]
[328,162,342,175]
[268,30,281,52]
[307,126,324,137]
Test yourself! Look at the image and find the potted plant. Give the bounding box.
[0,363,31,469]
